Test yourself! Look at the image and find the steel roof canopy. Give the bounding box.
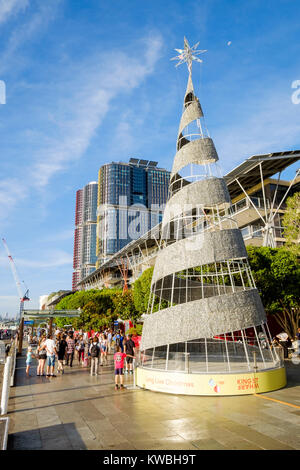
[224,150,300,199]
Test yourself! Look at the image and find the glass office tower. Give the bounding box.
[97,159,170,266]
[72,181,98,289]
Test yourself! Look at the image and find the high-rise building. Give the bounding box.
[96,159,170,266]
[72,181,98,290]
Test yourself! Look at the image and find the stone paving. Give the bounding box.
[6,351,300,450]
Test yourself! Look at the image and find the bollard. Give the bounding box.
[126,358,138,390]
[1,356,12,415]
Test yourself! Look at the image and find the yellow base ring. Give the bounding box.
[136,366,286,396]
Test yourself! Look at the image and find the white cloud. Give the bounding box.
[44,229,74,242]
[0,0,29,24]
[13,250,73,269]
[0,0,61,75]
[0,27,163,220]
[29,33,163,187]
[0,178,29,219]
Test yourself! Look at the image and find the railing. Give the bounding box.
[241,225,263,240]
[231,196,270,216]
[139,336,283,374]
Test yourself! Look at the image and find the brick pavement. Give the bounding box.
[6,351,300,450]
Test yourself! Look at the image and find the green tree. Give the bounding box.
[112,290,139,323]
[54,288,121,330]
[133,267,168,316]
[247,246,300,339]
[282,192,300,256]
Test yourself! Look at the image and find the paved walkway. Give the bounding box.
[6,351,300,450]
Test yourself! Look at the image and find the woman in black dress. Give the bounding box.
[57,334,67,374]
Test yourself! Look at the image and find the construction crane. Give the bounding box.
[2,238,30,320]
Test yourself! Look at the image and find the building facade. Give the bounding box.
[72,181,98,290]
[96,159,170,266]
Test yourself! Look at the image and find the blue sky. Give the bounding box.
[0,0,300,317]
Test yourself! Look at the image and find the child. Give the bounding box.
[113,346,135,390]
[26,346,34,376]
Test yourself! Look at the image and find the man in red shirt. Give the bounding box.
[113,346,134,390]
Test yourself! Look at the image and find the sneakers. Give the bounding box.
[115,384,119,390]
[124,370,128,375]
[120,384,125,390]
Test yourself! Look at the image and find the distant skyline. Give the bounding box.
[1,0,300,317]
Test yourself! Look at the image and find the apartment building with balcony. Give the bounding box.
[72,181,98,290]
[96,158,170,267]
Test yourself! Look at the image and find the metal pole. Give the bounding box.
[253,351,258,372]
[49,317,53,337]
[259,162,268,222]
[18,317,24,355]
[204,338,208,372]
[261,322,276,364]
[241,329,251,371]
[184,352,190,374]
[165,344,169,371]
[253,326,266,367]
[151,347,155,369]
[1,356,12,415]
[224,336,231,371]
[235,178,266,224]
[269,169,300,224]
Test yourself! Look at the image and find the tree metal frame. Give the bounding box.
[140,39,282,374]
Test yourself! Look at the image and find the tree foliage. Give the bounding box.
[282,192,300,256]
[132,266,168,316]
[112,290,139,323]
[247,246,300,338]
[54,288,120,330]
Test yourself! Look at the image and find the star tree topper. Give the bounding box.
[171,37,207,74]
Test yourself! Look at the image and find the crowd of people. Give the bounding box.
[25,327,139,390]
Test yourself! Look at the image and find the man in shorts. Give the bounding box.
[124,334,136,375]
[114,346,134,390]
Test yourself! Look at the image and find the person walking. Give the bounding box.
[99,333,108,366]
[76,335,85,365]
[107,329,113,354]
[25,346,34,376]
[57,334,67,374]
[124,334,136,375]
[45,334,57,378]
[276,331,290,359]
[36,336,47,376]
[90,337,100,376]
[66,331,75,367]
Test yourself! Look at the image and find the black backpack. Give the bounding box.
[91,344,99,357]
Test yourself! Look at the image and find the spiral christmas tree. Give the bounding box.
[137,39,286,394]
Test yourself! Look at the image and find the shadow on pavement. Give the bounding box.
[8,422,86,450]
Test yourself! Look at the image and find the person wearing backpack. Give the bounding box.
[89,337,100,376]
